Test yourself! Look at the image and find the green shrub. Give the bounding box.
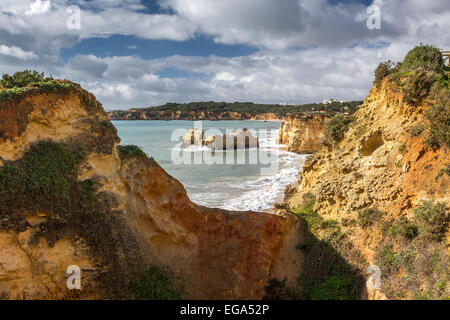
[409,124,426,137]
[0,141,83,206]
[376,200,449,299]
[378,244,398,274]
[294,194,322,232]
[264,278,289,300]
[414,200,449,241]
[21,142,83,199]
[325,114,354,142]
[0,87,29,101]
[400,45,445,74]
[0,70,45,88]
[403,70,436,104]
[33,81,72,92]
[358,207,383,228]
[422,78,449,149]
[308,273,355,300]
[424,103,450,149]
[0,70,73,102]
[384,45,447,107]
[341,218,357,227]
[435,165,450,182]
[402,224,419,239]
[129,266,184,300]
[118,145,148,158]
[292,194,365,300]
[99,120,118,135]
[374,60,394,86]
[398,143,407,153]
[353,124,368,139]
[388,218,419,239]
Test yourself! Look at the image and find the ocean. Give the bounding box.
[112,120,308,212]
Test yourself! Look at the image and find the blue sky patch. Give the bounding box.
[60,34,257,63]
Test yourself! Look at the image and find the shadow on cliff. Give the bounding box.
[266,199,368,300]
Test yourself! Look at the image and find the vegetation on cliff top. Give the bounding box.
[401,45,446,73]
[0,70,73,101]
[374,45,449,149]
[118,145,149,158]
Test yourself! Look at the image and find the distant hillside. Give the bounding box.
[108,100,363,120]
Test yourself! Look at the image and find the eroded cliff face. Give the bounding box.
[107,109,281,121]
[0,86,302,299]
[113,157,302,299]
[278,114,327,154]
[286,78,449,299]
[289,79,449,222]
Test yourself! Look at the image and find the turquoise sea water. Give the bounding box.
[113,120,308,211]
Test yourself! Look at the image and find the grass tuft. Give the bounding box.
[118,145,148,158]
[129,266,184,300]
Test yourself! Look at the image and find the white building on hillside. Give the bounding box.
[322,98,350,104]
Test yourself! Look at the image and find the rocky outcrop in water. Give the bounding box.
[181,128,259,150]
[0,84,301,299]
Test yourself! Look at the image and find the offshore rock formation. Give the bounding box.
[0,84,301,299]
[285,77,449,299]
[278,114,327,154]
[181,128,259,150]
[108,109,282,121]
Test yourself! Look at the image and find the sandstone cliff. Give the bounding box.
[278,114,327,154]
[284,76,449,300]
[0,84,302,299]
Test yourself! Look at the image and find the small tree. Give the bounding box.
[0,70,45,88]
[403,70,436,104]
[374,60,394,86]
[325,114,354,142]
[401,44,445,74]
[414,200,449,242]
[424,103,450,149]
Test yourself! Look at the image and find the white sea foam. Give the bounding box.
[220,153,308,211]
[114,120,308,213]
[187,129,310,212]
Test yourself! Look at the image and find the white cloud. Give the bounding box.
[214,72,236,82]
[0,0,449,109]
[0,44,38,60]
[161,0,450,49]
[25,0,51,16]
[30,43,407,109]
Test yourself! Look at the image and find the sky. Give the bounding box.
[0,0,449,110]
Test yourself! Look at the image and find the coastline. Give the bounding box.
[262,160,300,215]
[113,119,304,214]
[109,118,284,122]
[263,191,285,214]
